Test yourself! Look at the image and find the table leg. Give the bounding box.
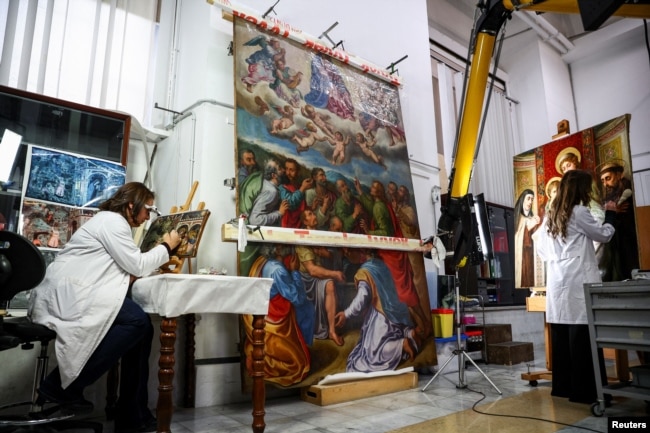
[251,314,266,433]
[184,314,196,408]
[157,317,177,433]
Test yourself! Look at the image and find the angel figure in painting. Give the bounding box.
[241,36,285,93]
[359,111,383,142]
[354,132,386,169]
[541,177,561,221]
[270,105,295,135]
[300,104,336,139]
[55,177,66,197]
[290,122,329,153]
[270,59,303,108]
[327,130,350,165]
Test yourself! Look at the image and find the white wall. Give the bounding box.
[501,32,569,154]
[568,20,650,192]
[538,42,577,138]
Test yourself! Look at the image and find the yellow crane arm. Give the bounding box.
[439,0,649,262]
[507,0,650,22]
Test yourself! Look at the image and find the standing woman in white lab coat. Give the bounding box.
[536,169,616,404]
[29,182,180,433]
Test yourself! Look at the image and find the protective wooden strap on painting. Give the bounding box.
[221,222,423,251]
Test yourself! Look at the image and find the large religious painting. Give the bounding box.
[513,114,639,289]
[233,16,435,388]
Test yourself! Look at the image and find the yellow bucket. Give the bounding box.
[431,308,454,338]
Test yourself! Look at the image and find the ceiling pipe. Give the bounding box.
[530,12,575,51]
[515,11,575,54]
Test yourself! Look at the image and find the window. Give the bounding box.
[0,0,160,125]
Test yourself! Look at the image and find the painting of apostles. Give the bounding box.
[237,159,436,387]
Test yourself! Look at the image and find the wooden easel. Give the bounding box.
[521,288,553,386]
[159,181,205,275]
[159,180,206,408]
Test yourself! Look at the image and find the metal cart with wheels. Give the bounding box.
[584,280,650,417]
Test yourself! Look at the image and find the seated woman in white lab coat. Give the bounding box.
[28,182,181,433]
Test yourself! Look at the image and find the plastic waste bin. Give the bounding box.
[431,308,454,338]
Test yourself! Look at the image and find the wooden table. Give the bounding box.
[132,273,272,433]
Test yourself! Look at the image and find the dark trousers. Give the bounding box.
[550,323,607,404]
[43,297,154,426]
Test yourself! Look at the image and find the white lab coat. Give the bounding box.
[536,205,615,325]
[28,211,169,388]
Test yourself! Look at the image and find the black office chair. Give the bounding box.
[0,231,102,433]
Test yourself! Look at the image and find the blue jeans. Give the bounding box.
[43,297,154,426]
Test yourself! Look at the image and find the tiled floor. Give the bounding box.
[86,351,649,433]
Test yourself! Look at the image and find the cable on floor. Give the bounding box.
[464,385,605,433]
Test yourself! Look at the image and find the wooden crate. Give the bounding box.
[300,372,418,406]
[526,296,546,312]
[487,341,534,366]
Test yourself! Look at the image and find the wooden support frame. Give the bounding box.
[221,222,425,251]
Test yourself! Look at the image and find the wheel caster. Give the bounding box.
[591,402,604,417]
[529,380,538,387]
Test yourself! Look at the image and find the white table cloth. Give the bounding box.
[131,273,272,317]
[130,273,273,433]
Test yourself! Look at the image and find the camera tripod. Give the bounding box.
[421,268,502,394]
